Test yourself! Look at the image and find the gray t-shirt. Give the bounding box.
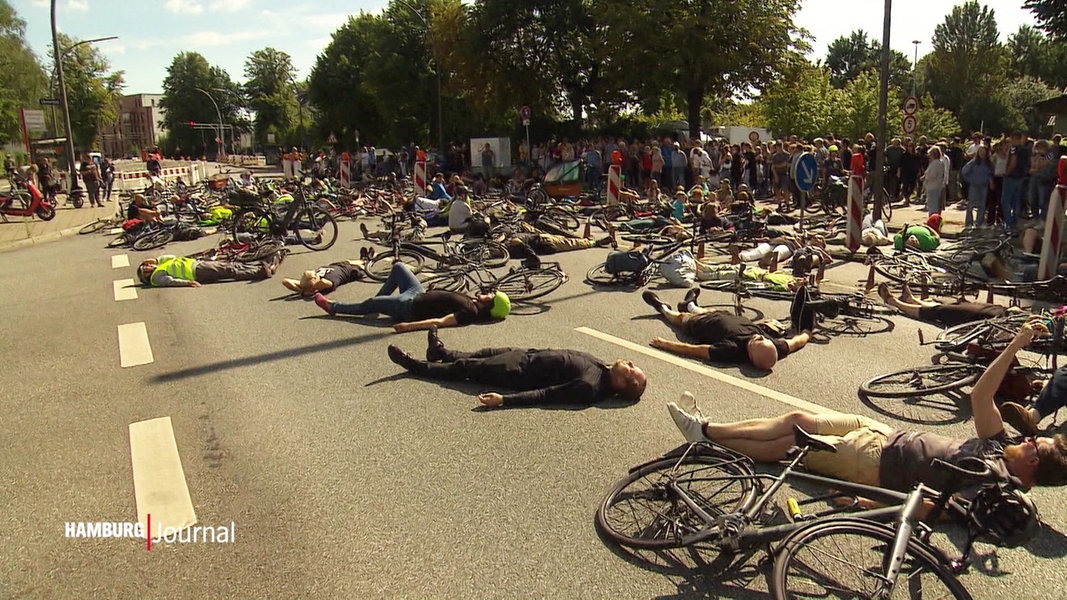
[771,151,790,174]
[878,430,1010,493]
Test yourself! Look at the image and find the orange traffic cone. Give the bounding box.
[582,218,592,240]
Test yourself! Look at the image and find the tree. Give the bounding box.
[1004,76,1060,135]
[54,34,124,151]
[0,0,48,145]
[1024,0,1067,39]
[924,1,1009,132]
[835,70,903,141]
[1007,25,1067,89]
[825,30,912,91]
[760,63,842,139]
[244,48,298,146]
[159,52,242,157]
[913,94,961,140]
[307,14,383,149]
[599,0,808,140]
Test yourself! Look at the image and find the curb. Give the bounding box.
[0,223,91,254]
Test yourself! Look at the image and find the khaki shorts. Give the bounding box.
[801,414,894,486]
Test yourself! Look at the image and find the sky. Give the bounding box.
[15,0,1042,97]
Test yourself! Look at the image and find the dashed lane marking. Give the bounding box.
[575,327,837,415]
[113,279,138,302]
[111,254,130,269]
[117,322,154,367]
[129,416,197,540]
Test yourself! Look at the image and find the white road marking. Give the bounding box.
[113,279,138,302]
[117,322,154,367]
[129,417,197,539]
[576,327,837,414]
[111,254,130,269]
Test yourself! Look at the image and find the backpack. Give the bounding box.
[174,224,205,241]
[605,250,652,275]
[658,249,696,287]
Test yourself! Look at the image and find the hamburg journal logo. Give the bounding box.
[65,515,235,550]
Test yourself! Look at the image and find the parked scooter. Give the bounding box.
[0,182,55,222]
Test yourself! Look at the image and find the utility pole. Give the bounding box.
[911,40,921,96]
[873,0,893,222]
[50,0,80,197]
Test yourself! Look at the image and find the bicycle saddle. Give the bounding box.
[793,425,837,454]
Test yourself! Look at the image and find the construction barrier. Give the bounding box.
[1038,165,1067,280]
[114,164,201,193]
[606,164,621,206]
[845,174,863,253]
[414,160,427,197]
[340,152,351,189]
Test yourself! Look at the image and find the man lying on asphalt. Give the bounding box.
[642,288,810,371]
[387,327,646,408]
[877,281,1019,326]
[282,259,366,297]
[313,262,510,333]
[666,320,1067,492]
[138,251,284,287]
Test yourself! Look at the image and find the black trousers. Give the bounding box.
[417,347,525,388]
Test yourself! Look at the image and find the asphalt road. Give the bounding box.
[2,220,1065,599]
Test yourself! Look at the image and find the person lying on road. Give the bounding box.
[127,193,164,224]
[312,262,510,332]
[386,327,646,408]
[642,288,810,371]
[877,281,1020,326]
[666,321,1067,492]
[504,220,616,258]
[282,259,367,297]
[137,251,284,288]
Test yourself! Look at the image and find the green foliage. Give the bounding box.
[1007,25,1067,89]
[913,94,961,140]
[1003,76,1060,135]
[0,0,47,144]
[761,64,842,139]
[244,48,298,145]
[159,52,243,156]
[55,34,124,151]
[824,30,913,91]
[1024,0,1067,39]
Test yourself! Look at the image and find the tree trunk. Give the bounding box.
[686,88,703,140]
[569,93,584,128]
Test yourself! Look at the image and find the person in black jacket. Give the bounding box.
[387,328,647,408]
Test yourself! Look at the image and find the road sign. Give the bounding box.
[519,105,531,122]
[748,131,760,144]
[902,115,917,135]
[1048,115,1057,128]
[791,153,818,193]
[39,98,60,106]
[326,132,338,144]
[903,96,919,115]
[20,108,46,134]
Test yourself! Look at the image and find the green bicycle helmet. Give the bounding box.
[490,291,511,319]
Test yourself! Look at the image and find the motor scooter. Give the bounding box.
[1,182,56,222]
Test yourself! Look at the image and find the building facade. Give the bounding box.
[100,94,166,158]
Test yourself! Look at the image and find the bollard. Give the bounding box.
[845,174,863,253]
[414,161,427,197]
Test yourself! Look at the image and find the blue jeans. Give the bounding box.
[964,183,987,228]
[1032,365,1067,419]
[1029,178,1053,220]
[331,262,423,320]
[1000,177,1025,229]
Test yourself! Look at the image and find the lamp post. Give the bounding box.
[872,0,892,222]
[194,87,224,160]
[911,40,921,96]
[48,37,118,136]
[394,0,444,154]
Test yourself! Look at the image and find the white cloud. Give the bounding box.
[164,0,205,15]
[210,0,250,12]
[30,0,49,7]
[66,0,89,11]
[178,30,267,47]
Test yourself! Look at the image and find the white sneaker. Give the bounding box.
[667,399,709,443]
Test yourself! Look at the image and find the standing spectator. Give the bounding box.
[988,139,1009,227]
[660,139,673,187]
[627,142,641,189]
[730,144,743,191]
[947,137,965,206]
[1001,132,1030,231]
[742,142,757,189]
[640,145,653,191]
[398,148,409,178]
[884,138,904,201]
[718,146,733,190]
[650,142,665,194]
[481,143,495,180]
[101,157,116,202]
[80,158,102,208]
[670,142,687,191]
[145,152,161,178]
[922,146,946,216]
[964,131,983,160]
[961,145,994,229]
[583,144,601,191]
[899,139,919,203]
[1028,140,1053,219]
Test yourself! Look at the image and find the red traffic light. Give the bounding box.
[188,121,196,126]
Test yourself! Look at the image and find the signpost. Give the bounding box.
[902,95,918,136]
[326,132,338,145]
[748,131,760,144]
[903,96,919,115]
[39,98,60,106]
[902,115,917,135]
[791,153,818,228]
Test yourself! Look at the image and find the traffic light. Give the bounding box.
[188,121,196,126]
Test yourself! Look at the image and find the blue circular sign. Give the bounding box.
[792,154,819,193]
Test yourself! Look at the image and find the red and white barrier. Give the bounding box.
[414,160,426,197]
[846,174,863,253]
[340,152,351,189]
[114,165,199,192]
[606,164,621,206]
[1039,185,1067,281]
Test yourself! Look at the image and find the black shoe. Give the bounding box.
[359,247,368,261]
[426,326,447,362]
[642,290,669,314]
[387,345,421,372]
[360,223,371,239]
[680,287,700,312]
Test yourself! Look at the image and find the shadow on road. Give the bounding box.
[149,330,392,383]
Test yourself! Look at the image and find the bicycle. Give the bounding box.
[421,253,567,302]
[230,181,339,251]
[585,236,687,289]
[363,225,510,281]
[597,424,1037,599]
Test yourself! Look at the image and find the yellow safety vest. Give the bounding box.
[152,256,196,285]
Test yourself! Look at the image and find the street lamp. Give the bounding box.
[194,87,225,160]
[394,0,444,154]
[911,40,921,96]
[48,36,119,135]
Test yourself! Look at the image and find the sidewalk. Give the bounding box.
[0,200,120,253]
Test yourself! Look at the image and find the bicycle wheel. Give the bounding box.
[132,229,175,251]
[365,249,425,281]
[495,268,565,301]
[586,263,637,287]
[79,218,109,235]
[236,240,285,263]
[106,233,129,248]
[455,239,510,268]
[873,255,928,284]
[772,519,971,600]
[231,208,273,243]
[596,449,757,550]
[422,272,470,294]
[543,206,581,231]
[859,364,980,398]
[295,207,338,251]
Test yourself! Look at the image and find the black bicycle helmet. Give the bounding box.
[968,484,1041,548]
